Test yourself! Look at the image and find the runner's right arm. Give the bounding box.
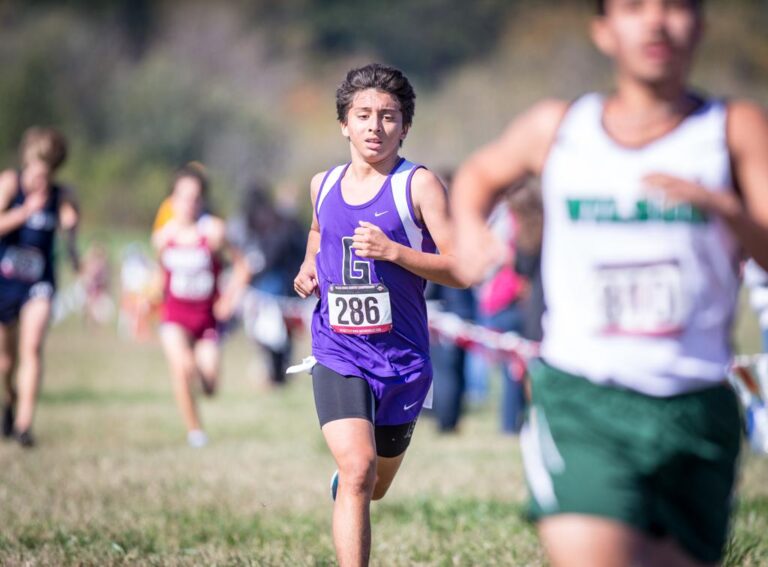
[293,172,324,298]
[0,169,46,236]
[451,100,568,285]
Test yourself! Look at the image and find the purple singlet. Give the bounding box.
[311,158,437,380]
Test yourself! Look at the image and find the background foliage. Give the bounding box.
[0,0,766,226]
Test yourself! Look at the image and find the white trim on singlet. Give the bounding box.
[196,213,214,233]
[390,160,423,251]
[316,165,346,214]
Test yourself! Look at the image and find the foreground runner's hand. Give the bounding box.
[352,221,397,261]
[453,221,509,286]
[644,173,742,221]
[294,262,319,298]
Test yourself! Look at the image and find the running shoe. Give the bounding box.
[2,404,13,438]
[330,470,339,501]
[201,379,216,397]
[15,428,35,448]
[187,429,208,448]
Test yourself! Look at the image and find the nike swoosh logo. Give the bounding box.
[403,401,420,411]
[374,211,388,217]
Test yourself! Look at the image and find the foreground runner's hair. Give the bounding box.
[451,0,768,565]
[293,62,467,566]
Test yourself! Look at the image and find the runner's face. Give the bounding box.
[172,176,203,223]
[341,89,408,164]
[23,160,52,194]
[593,0,701,85]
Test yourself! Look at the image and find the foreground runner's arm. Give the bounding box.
[451,100,568,285]
[294,172,323,299]
[644,101,768,271]
[352,168,468,288]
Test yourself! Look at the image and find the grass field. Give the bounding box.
[1,311,768,566]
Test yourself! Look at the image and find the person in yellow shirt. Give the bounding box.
[152,196,174,233]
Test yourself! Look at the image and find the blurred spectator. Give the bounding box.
[509,183,545,343]
[80,242,114,327]
[427,171,483,433]
[745,258,768,353]
[427,281,477,433]
[228,182,306,386]
[475,198,527,434]
[118,243,158,341]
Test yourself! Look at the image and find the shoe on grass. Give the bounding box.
[187,429,208,448]
[15,428,35,448]
[2,405,13,438]
[330,470,339,501]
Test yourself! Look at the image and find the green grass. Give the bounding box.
[1,313,768,566]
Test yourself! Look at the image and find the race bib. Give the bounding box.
[328,283,393,334]
[170,270,215,301]
[0,246,45,282]
[594,260,686,336]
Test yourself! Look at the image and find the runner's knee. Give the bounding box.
[17,342,42,364]
[201,375,217,396]
[337,454,377,496]
[169,358,197,383]
[0,352,15,376]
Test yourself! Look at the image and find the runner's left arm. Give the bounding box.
[645,100,768,271]
[352,168,469,288]
[59,186,81,273]
[210,218,252,321]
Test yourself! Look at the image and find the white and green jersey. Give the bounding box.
[540,93,740,396]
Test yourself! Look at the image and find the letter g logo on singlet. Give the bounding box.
[342,237,371,285]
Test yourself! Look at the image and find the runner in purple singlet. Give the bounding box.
[293,63,467,567]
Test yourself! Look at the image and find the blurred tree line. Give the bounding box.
[0,0,766,227]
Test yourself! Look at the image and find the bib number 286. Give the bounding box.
[328,284,393,334]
